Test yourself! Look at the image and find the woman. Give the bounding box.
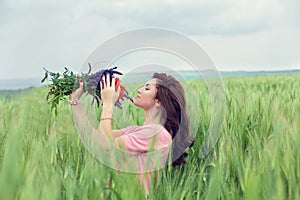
[70,72,194,195]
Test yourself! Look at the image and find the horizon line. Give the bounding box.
[0,68,300,81]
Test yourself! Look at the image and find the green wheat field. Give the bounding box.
[0,74,299,200]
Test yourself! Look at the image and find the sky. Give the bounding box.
[0,0,299,80]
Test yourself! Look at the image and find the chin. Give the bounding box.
[133,101,143,109]
[133,100,139,106]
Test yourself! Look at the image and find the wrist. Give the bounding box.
[101,106,113,117]
[102,103,114,110]
[100,117,113,121]
[68,99,80,106]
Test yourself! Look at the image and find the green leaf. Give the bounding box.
[41,72,48,83]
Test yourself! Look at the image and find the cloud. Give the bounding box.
[197,27,300,70]
[0,0,299,79]
[58,0,298,35]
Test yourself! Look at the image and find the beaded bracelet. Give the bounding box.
[100,117,113,121]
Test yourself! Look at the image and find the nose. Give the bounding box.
[137,88,142,94]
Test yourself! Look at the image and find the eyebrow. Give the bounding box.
[145,83,155,87]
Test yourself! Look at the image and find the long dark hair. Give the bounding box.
[152,73,194,166]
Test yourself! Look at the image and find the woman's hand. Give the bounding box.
[100,73,121,107]
[70,79,84,100]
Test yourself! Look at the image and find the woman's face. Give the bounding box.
[133,78,159,110]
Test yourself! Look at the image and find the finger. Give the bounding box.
[106,73,110,87]
[101,76,106,89]
[100,79,104,90]
[111,77,115,90]
[78,79,84,91]
[103,74,108,88]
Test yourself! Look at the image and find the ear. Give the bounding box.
[155,99,161,106]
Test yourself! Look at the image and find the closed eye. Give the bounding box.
[144,83,150,90]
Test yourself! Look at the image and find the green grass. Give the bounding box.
[0,74,299,199]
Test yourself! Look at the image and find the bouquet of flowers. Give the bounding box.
[41,64,133,115]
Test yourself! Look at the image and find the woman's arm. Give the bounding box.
[71,100,112,150]
[70,74,120,149]
[112,130,125,138]
[98,73,120,140]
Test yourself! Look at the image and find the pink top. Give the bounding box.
[113,124,172,195]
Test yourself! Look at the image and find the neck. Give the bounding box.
[143,106,163,126]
